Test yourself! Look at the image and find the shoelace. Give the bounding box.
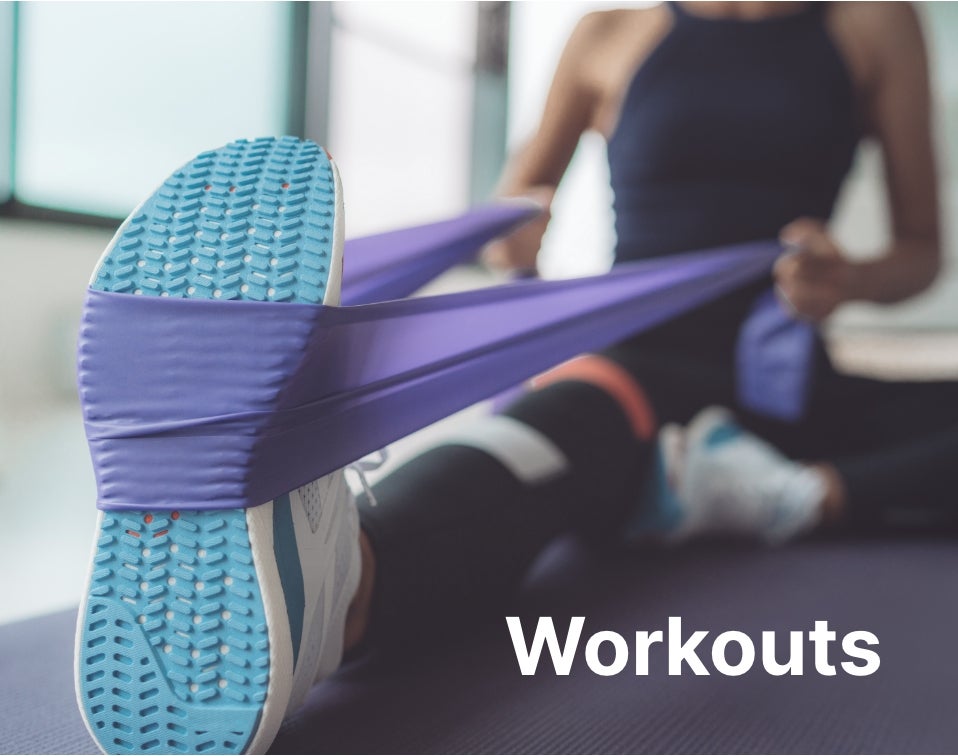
[345,448,389,507]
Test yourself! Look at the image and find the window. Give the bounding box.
[0,2,13,204]
[326,2,479,235]
[11,1,299,218]
[2,1,503,232]
[508,1,645,279]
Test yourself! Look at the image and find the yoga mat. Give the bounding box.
[79,241,781,511]
[6,538,958,754]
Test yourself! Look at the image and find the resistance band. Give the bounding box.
[80,238,788,512]
[341,200,541,305]
[341,203,816,421]
[736,289,817,423]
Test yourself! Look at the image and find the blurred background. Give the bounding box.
[0,1,956,624]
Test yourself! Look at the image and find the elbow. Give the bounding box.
[921,238,943,291]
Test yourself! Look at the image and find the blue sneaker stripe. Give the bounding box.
[271,494,306,667]
[624,445,685,538]
[704,422,742,448]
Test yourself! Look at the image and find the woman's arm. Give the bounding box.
[775,2,941,320]
[483,14,605,272]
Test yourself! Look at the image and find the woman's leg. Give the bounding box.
[343,336,739,650]
[351,376,651,650]
[670,371,958,539]
[818,376,958,530]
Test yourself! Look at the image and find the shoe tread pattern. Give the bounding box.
[79,136,334,754]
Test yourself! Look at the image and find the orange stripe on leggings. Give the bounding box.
[531,355,657,440]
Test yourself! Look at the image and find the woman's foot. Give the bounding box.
[75,137,363,755]
[628,407,837,544]
[676,407,829,543]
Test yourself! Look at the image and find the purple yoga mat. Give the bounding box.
[79,241,781,511]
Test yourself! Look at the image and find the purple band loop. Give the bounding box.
[341,201,542,305]
[735,288,817,422]
[80,240,781,511]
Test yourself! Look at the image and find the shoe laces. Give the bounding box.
[345,449,388,507]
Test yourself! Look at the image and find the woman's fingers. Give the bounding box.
[775,222,852,322]
[774,216,859,321]
[779,217,841,257]
[790,251,845,282]
[774,249,834,286]
[775,278,843,322]
[482,187,555,272]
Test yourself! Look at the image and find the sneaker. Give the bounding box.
[74,137,362,755]
[678,407,825,543]
[622,423,689,542]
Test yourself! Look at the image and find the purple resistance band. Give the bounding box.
[342,203,816,420]
[736,289,817,423]
[341,200,541,305]
[80,241,785,511]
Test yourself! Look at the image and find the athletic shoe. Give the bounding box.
[74,137,361,755]
[622,424,688,542]
[678,406,825,543]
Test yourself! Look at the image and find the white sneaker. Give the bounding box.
[75,137,361,754]
[678,407,825,543]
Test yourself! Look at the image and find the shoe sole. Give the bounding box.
[74,136,344,754]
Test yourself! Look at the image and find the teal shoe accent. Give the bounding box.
[704,422,742,448]
[78,137,335,754]
[623,444,685,540]
[272,494,305,667]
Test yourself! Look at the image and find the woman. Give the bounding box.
[343,0,949,650]
[72,4,952,752]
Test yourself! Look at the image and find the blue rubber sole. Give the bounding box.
[78,136,336,754]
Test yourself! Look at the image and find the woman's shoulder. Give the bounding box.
[564,5,671,78]
[563,6,674,137]
[569,6,666,46]
[830,1,920,34]
[827,2,925,89]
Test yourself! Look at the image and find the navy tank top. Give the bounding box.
[607,1,860,263]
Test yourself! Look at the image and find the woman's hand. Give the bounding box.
[481,186,555,274]
[774,218,860,322]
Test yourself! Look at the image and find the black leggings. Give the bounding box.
[358,290,958,645]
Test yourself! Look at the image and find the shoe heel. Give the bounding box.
[77,509,269,753]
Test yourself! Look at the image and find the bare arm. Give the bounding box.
[484,14,603,271]
[777,3,941,319]
[854,1,941,302]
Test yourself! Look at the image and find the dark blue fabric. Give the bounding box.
[607,1,859,263]
[606,1,859,421]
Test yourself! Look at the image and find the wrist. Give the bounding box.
[843,260,871,303]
